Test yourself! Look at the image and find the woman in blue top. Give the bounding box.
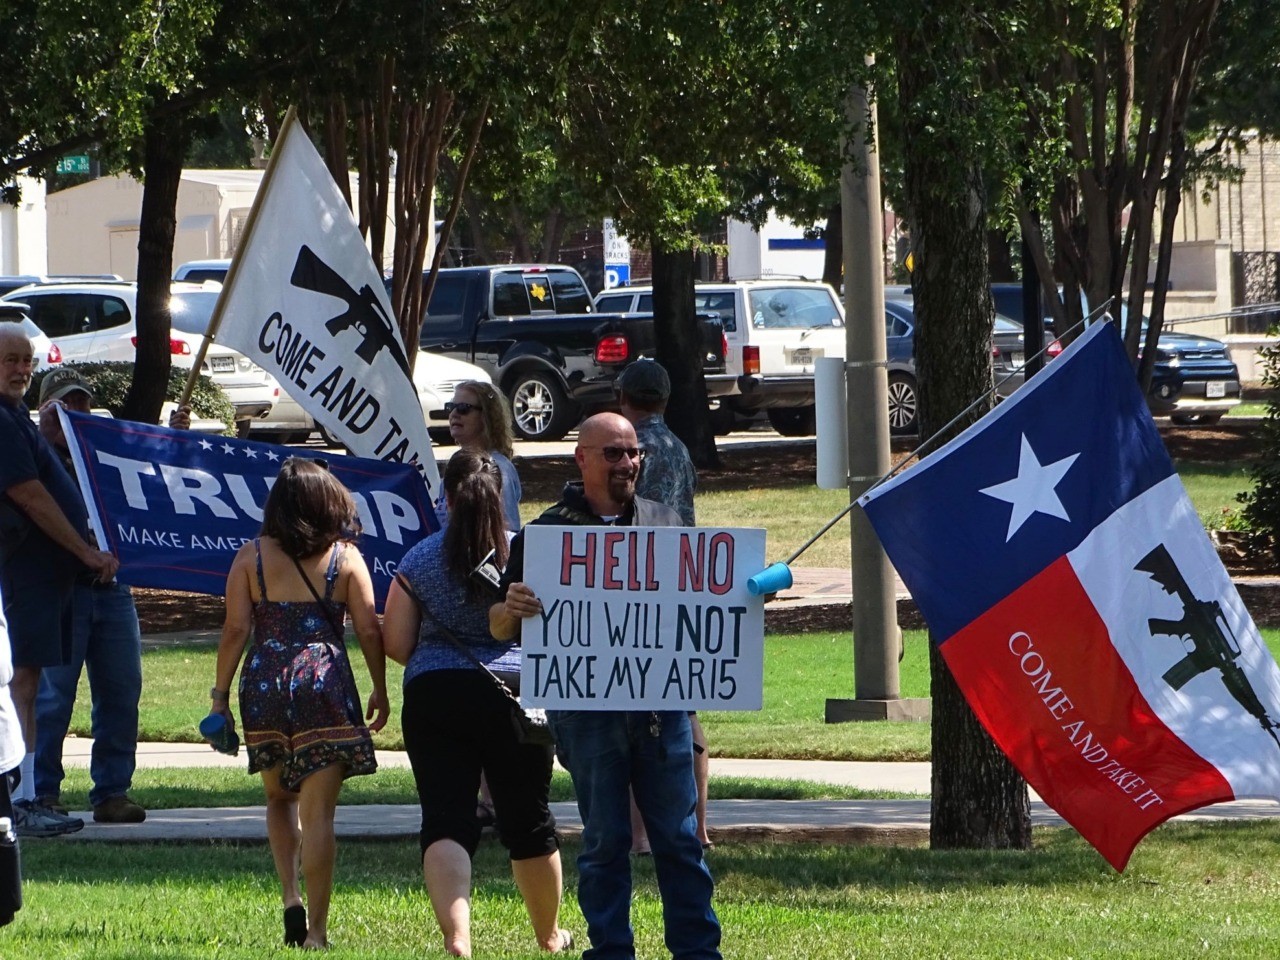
[384,451,570,957]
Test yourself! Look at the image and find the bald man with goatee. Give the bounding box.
[492,413,722,960]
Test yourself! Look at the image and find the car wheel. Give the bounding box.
[254,430,311,445]
[508,372,578,441]
[428,427,454,446]
[707,405,735,436]
[317,425,353,452]
[766,406,816,437]
[887,372,918,436]
[1170,413,1224,426]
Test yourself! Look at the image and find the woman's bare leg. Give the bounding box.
[296,764,346,948]
[424,839,474,957]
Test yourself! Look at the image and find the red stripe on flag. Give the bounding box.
[943,555,1234,870]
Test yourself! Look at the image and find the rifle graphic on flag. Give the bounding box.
[1136,544,1280,750]
[858,321,1280,871]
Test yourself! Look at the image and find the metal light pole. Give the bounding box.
[826,72,929,723]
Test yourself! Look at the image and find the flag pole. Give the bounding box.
[180,106,302,407]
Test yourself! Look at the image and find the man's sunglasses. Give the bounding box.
[444,401,479,415]
[589,445,646,463]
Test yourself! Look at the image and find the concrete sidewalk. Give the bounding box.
[47,739,1280,844]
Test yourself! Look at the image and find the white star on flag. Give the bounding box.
[243,448,258,459]
[221,443,236,455]
[198,439,213,451]
[979,434,1080,542]
[265,450,280,462]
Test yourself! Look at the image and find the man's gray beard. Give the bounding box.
[608,474,636,503]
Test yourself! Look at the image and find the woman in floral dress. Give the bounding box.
[211,457,389,950]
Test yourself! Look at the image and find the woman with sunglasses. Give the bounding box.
[383,450,570,958]
[211,457,389,950]
[443,381,522,531]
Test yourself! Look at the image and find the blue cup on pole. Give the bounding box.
[199,712,240,756]
[747,561,793,596]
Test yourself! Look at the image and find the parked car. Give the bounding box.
[991,282,1242,424]
[410,265,728,440]
[0,281,276,435]
[598,279,843,436]
[252,349,494,446]
[0,302,63,372]
[880,297,1029,436]
[172,259,231,285]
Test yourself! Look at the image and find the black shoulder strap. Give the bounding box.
[291,555,345,644]
[394,572,523,707]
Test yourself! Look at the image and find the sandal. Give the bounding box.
[284,904,308,947]
[550,928,575,953]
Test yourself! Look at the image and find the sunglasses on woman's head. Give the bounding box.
[445,401,479,415]
[284,456,329,471]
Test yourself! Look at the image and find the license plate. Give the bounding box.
[210,357,235,373]
[1206,381,1226,398]
[1009,351,1023,367]
[790,347,813,365]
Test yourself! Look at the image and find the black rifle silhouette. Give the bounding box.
[290,245,411,376]
[1135,544,1280,749]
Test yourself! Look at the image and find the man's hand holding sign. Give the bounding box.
[491,412,757,959]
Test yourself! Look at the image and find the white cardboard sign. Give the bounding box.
[520,525,766,710]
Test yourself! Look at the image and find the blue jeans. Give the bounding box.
[34,582,142,807]
[549,709,720,960]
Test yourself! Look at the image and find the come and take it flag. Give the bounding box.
[860,321,1280,871]
[210,109,440,504]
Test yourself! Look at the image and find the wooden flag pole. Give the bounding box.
[180,106,302,407]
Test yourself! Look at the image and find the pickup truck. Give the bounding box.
[409,264,730,440]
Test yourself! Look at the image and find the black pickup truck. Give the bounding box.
[410,264,730,440]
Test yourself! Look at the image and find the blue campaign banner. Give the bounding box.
[61,411,437,607]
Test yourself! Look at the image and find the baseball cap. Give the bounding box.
[39,367,94,405]
[617,360,671,403]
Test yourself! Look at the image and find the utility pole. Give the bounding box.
[826,72,929,723]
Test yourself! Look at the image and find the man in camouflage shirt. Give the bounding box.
[616,360,713,850]
[615,360,696,525]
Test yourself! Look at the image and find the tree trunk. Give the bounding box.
[896,14,1031,853]
[650,240,719,470]
[121,108,185,425]
[821,202,843,289]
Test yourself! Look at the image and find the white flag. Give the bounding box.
[210,109,439,497]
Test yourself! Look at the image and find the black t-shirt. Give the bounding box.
[0,398,89,579]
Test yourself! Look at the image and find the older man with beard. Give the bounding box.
[0,327,116,837]
[492,413,721,960]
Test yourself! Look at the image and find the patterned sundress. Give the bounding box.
[238,539,377,790]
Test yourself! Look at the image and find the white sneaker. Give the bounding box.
[13,799,84,838]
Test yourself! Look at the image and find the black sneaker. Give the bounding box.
[13,799,85,837]
[33,794,68,816]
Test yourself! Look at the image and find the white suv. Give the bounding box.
[595,279,845,434]
[0,281,275,434]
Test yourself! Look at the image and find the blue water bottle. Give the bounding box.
[199,712,240,756]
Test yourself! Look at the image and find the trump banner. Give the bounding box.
[207,108,440,503]
[859,321,1280,871]
[520,526,766,710]
[60,410,433,608]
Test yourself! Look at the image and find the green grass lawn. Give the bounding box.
[11,825,1280,958]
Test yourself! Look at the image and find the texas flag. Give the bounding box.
[860,321,1280,870]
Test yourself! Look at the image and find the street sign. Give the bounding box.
[56,155,90,175]
[604,264,631,289]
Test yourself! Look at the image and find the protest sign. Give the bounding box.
[520,525,766,710]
